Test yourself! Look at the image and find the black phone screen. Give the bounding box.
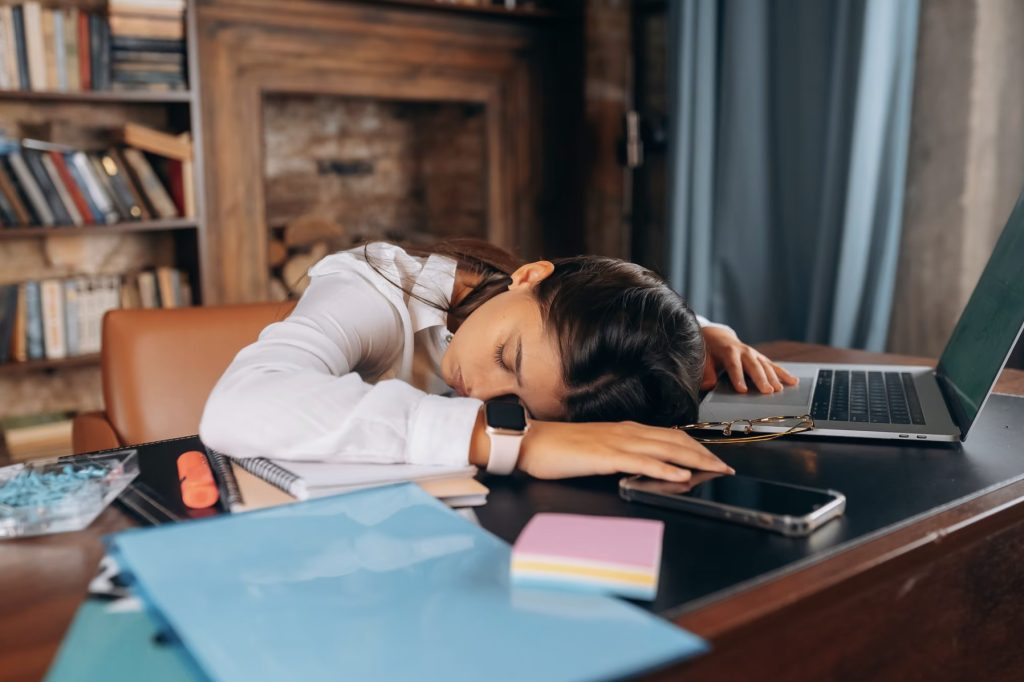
[634,474,837,517]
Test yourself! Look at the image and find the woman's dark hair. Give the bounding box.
[363,239,706,426]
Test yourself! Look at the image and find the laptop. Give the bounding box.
[699,191,1024,443]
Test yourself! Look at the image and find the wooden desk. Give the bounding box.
[1,342,1022,682]
[659,342,1024,681]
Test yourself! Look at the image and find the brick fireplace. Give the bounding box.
[195,0,583,304]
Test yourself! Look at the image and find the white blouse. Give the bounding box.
[199,243,728,467]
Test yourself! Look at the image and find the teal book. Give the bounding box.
[24,280,44,360]
[108,483,708,682]
[46,598,202,682]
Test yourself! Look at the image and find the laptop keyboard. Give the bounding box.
[810,370,926,425]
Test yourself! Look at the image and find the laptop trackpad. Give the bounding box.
[701,370,816,419]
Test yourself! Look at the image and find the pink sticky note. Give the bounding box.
[512,513,664,572]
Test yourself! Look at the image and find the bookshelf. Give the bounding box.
[0,0,205,452]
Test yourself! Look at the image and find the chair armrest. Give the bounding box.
[72,412,123,454]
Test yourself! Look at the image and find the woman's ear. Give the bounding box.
[508,260,555,291]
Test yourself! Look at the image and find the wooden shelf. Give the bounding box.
[366,0,561,19]
[0,218,197,239]
[0,354,100,376]
[0,89,192,104]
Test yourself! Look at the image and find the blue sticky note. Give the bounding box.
[108,483,707,682]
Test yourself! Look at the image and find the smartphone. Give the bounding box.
[619,472,845,537]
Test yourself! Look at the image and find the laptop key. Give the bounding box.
[811,370,833,420]
[849,372,869,422]
[829,370,850,421]
[901,373,927,425]
[885,372,911,424]
[868,372,891,423]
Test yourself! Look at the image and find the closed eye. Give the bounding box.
[493,342,509,371]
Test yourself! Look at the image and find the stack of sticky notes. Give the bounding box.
[510,513,664,601]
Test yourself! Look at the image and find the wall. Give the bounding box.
[262,96,487,245]
[889,0,1024,357]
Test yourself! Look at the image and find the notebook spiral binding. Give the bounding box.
[204,447,243,510]
[231,457,307,499]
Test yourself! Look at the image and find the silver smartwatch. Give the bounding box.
[483,398,529,475]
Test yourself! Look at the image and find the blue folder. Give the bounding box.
[107,483,707,682]
[46,598,202,682]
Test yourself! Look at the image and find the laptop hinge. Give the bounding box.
[935,371,968,441]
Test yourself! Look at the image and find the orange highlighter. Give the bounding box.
[177,450,221,509]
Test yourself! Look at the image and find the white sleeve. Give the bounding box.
[198,266,482,467]
[695,313,736,337]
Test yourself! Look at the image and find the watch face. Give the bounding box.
[486,400,528,431]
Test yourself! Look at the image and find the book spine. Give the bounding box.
[22,2,46,91]
[124,148,178,218]
[77,10,91,90]
[110,36,185,53]
[0,10,12,90]
[0,176,17,225]
[88,153,131,220]
[49,152,93,224]
[136,270,158,308]
[64,8,80,91]
[69,152,117,223]
[11,6,30,90]
[155,266,176,308]
[39,278,66,360]
[95,152,142,219]
[88,13,105,91]
[0,284,18,363]
[7,150,54,225]
[110,148,152,219]
[11,283,27,362]
[40,153,83,226]
[41,8,59,90]
[24,280,44,360]
[78,277,97,354]
[63,277,79,357]
[22,149,72,225]
[53,9,67,91]
[0,160,32,225]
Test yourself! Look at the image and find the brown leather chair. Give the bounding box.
[72,301,296,454]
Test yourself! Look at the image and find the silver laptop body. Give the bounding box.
[700,190,1024,443]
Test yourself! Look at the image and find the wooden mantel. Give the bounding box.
[195,0,582,304]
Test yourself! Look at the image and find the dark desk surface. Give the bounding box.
[2,341,1023,682]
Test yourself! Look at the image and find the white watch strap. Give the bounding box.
[486,432,523,475]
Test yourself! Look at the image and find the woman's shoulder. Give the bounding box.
[307,242,424,279]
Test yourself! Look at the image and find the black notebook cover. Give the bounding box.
[65,435,228,525]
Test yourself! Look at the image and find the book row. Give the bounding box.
[0,136,186,228]
[0,267,192,364]
[0,1,186,93]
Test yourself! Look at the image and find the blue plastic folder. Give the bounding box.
[46,599,201,682]
[107,483,707,682]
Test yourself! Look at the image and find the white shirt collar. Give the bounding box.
[407,253,458,334]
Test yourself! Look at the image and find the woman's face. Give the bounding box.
[440,262,566,420]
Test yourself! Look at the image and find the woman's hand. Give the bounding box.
[515,420,734,482]
[701,326,799,394]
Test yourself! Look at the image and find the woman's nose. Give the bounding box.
[470,373,517,402]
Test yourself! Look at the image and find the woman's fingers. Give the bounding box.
[618,454,693,482]
[758,356,785,392]
[774,363,800,386]
[724,350,748,393]
[620,425,734,474]
[741,351,774,393]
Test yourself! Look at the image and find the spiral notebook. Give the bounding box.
[231,456,478,501]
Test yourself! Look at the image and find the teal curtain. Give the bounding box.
[666,0,919,351]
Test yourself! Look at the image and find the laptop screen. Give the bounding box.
[936,191,1024,438]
